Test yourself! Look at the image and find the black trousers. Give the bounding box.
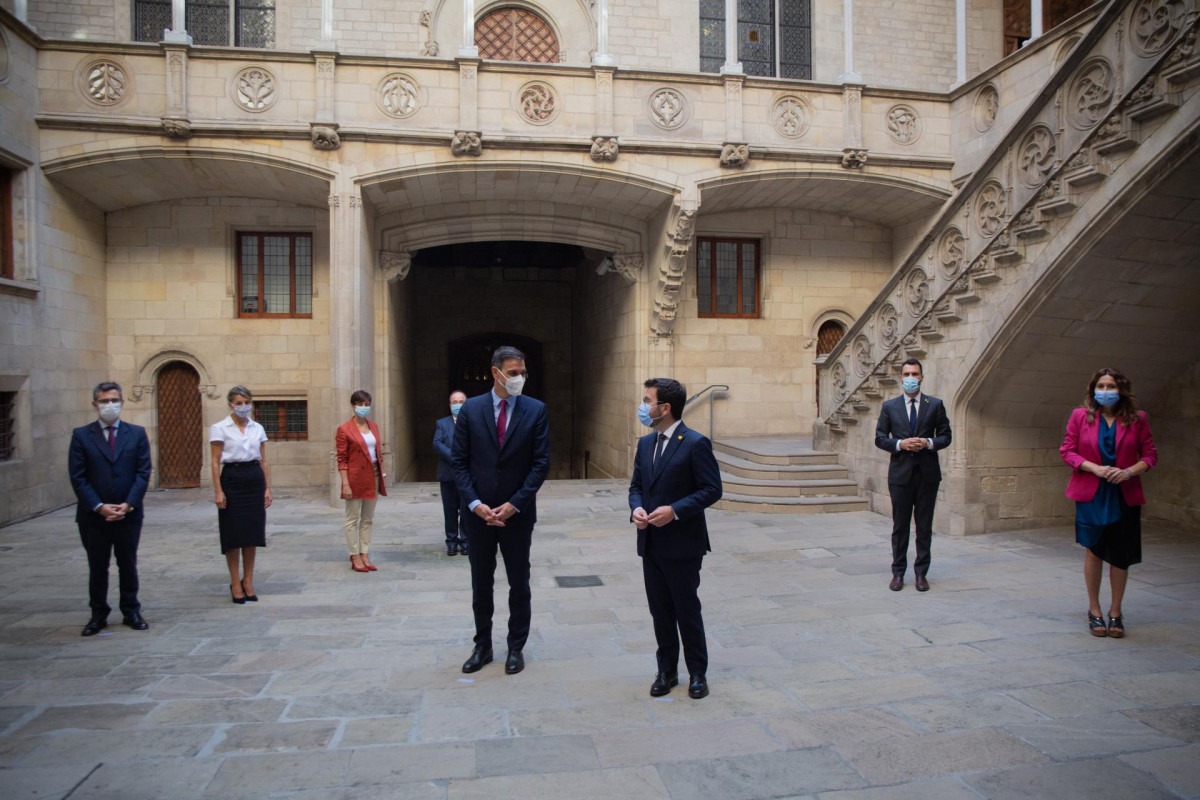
[643,537,707,677]
[889,466,939,578]
[439,480,465,545]
[79,518,142,618]
[464,518,532,651]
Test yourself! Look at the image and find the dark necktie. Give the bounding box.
[107,425,117,457]
[909,399,918,436]
[652,433,667,468]
[497,399,508,448]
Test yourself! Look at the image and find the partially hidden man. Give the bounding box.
[433,389,469,557]
[452,346,550,676]
[69,382,153,636]
[873,358,952,592]
[629,378,723,699]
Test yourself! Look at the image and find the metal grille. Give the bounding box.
[697,238,759,318]
[780,0,812,79]
[236,0,276,48]
[475,7,559,63]
[698,0,811,78]
[255,400,308,441]
[156,362,203,487]
[739,0,775,77]
[699,0,725,73]
[237,232,312,318]
[0,392,15,461]
[133,0,172,42]
[188,0,231,46]
[555,575,603,588]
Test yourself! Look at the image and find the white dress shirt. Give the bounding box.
[362,430,378,464]
[210,416,268,463]
[896,393,934,452]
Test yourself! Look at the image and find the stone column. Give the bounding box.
[163,0,192,44]
[321,0,334,42]
[590,68,618,161]
[593,0,615,67]
[453,58,482,155]
[1030,0,1043,40]
[954,0,967,87]
[839,0,861,83]
[458,0,480,57]
[13,0,26,23]
[720,0,743,75]
[161,46,191,136]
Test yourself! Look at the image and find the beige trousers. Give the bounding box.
[343,498,377,555]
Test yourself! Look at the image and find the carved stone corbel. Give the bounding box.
[841,148,868,169]
[719,143,749,168]
[651,204,699,337]
[311,124,341,151]
[161,117,192,138]
[379,250,412,282]
[596,252,643,283]
[590,136,619,162]
[128,385,154,402]
[451,130,482,156]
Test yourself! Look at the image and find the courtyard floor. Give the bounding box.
[1,480,1198,799]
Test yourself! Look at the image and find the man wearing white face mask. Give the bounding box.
[434,390,469,556]
[68,382,153,636]
[874,358,952,592]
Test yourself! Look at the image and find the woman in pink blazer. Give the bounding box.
[336,390,387,572]
[1060,368,1157,639]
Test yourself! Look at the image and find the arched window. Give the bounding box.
[815,319,846,409]
[475,6,560,63]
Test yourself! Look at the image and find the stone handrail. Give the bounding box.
[817,0,1199,426]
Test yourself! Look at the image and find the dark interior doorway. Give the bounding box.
[448,333,545,401]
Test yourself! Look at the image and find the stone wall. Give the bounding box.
[854,0,956,92]
[1147,361,1200,531]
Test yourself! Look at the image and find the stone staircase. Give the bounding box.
[714,437,869,514]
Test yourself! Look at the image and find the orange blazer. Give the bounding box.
[336,419,387,499]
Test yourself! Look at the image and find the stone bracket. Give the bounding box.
[451,130,482,157]
[651,201,698,337]
[590,136,619,162]
[841,148,868,169]
[596,252,643,283]
[720,142,749,168]
[379,250,411,282]
[311,123,341,151]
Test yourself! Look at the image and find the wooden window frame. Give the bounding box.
[236,232,313,319]
[253,399,308,441]
[0,391,15,461]
[0,168,13,282]
[696,236,762,319]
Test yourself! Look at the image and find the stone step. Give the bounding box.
[713,438,841,466]
[719,473,860,498]
[715,493,870,514]
[714,451,848,481]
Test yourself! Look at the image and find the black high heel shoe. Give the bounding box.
[230,583,247,605]
[241,580,258,602]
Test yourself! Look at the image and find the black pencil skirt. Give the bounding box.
[218,461,267,554]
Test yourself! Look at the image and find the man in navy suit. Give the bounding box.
[433,390,468,556]
[629,378,722,699]
[452,346,550,676]
[873,358,952,592]
[68,382,153,636]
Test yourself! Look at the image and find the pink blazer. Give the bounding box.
[336,419,387,499]
[1060,407,1157,505]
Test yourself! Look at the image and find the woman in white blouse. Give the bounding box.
[336,389,387,572]
[210,385,272,603]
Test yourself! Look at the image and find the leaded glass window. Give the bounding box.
[237,233,313,318]
[134,0,274,47]
[237,0,276,48]
[696,237,761,318]
[133,0,172,42]
[699,0,811,80]
[187,0,230,46]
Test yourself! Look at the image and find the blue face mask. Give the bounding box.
[637,402,656,428]
[354,406,371,418]
[450,403,463,416]
[902,377,921,394]
[1094,390,1119,408]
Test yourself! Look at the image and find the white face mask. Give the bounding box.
[97,401,121,423]
[232,404,253,418]
[496,370,526,397]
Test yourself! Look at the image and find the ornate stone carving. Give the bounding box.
[420,40,440,57]
[852,335,873,377]
[419,9,433,26]
[841,148,869,169]
[885,104,921,144]
[719,143,749,168]
[878,303,900,347]
[516,81,559,125]
[936,226,966,278]
[80,59,128,106]
[590,136,619,162]
[974,180,1008,237]
[161,117,192,138]
[1067,57,1115,130]
[596,253,643,283]
[648,87,688,130]
[377,72,421,118]
[830,361,848,403]
[973,84,999,132]
[379,251,412,282]
[1017,124,1057,187]
[311,125,340,150]
[771,94,811,139]
[1130,0,1190,56]
[232,66,277,112]
[451,130,482,156]
[904,268,932,317]
[328,194,340,208]
[652,205,698,336]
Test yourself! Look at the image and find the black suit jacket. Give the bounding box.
[874,394,952,484]
[451,392,550,529]
[68,420,152,525]
[433,415,457,482]
[628,423,723,560]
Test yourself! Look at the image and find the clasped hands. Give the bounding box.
[474,502,517,527]
[632,506,675,530]
[98,502,132,522]
[1092,464,1133,484]
[899,437,929,452]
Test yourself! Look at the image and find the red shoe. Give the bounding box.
[350,556,369,573]
[362,555,378,571]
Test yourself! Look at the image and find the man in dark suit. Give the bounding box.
[629,378,722,699]
[452,346,550,676]
[873,358,952,592]
[433,390,469,556]
[68,382,153,636]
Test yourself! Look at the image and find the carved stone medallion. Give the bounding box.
[974,181,1008,237]
[79,58,130,107]
[973,84,998,133]
[878,303,900,347]
[830,361,849,403]
[647,87,688,130]
[232,66,278,112]
[885,104,921,145]
[1017,124,1057,187]
[377,72,422,118]
[771,94,811,139]
[852,335,873,377]
[516,81,559,125]
[1130,0,1189,56]
[904,268,931,317]
[937,226,966,278]
[1067,57,1115,130]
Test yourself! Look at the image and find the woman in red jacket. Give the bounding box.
[1060,368,1157,639]
[337,390,387,572]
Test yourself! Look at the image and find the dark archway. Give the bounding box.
[447,332,545,401]
[156,361,203,488]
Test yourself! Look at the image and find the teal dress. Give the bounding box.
[1074,416,1141,568]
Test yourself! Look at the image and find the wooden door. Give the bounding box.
[156,361,203,487]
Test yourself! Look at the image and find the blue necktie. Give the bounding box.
[909,399,918,436]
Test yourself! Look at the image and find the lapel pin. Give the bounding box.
[677,435,683,440]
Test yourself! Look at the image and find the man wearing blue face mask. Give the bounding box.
[434,390,469,556]
[874,358,953,592]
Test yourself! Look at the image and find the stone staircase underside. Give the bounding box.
[714,437,869,514]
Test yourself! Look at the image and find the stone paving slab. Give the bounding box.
[0,481,1197,799]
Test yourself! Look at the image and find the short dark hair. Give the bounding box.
[93,382,122,401]
[644,378,686,420]
[350,389,372,405]
[227,385,252,403]
[449,389,466,400]
[492,346,526,370]
[901,358,923,374]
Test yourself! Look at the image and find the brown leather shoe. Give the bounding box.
[915,575,929,592]
[889,575,903,591]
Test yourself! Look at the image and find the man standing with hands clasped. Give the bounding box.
[452,346,550,676]
[629,378,722,699]
[874,359,952,592]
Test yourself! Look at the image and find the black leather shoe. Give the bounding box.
[889,575,904,591]
[122,613,149,631]
[688,674,709,699]
[458,541,469,556]
[447,543,458,556]
[462,646,493,673]
[81,618,107,637]
[650,672,678,697]
[915,575,929,592]
[505,649,524,675]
